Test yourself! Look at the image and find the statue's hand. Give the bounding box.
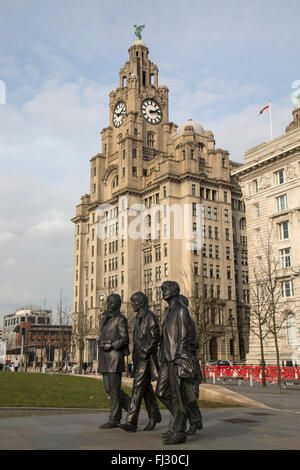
[102,343,112,352]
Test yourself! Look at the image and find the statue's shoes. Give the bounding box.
[187,421,203,435]
[144,413,162,431]
[163,432,187,445]
[99,421,119,429]
[119,422,137,432]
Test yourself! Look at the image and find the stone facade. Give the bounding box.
[232,106,300,365]
[71,40,249,366]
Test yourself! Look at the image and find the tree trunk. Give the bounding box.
[258,325,267,387]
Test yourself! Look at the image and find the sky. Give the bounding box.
[0,0,299,324]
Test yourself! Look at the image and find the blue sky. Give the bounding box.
[0,0,299,322]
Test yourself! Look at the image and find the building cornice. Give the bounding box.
[231,142,300,178]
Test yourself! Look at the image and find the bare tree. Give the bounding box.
[253,228,291,392]
[248,266,271,386]
[55,290,72,369]
[71,301,98,374]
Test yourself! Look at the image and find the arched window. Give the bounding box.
[112,175,119,188]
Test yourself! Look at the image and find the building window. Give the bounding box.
[240,217,246,230]
[226,247,230,260]
[132,148,137,158]
[132,166,137,176]
[147,132,154,148]
[279,221,289,240]
[224,209,229,222]
[213,208,217,220]
[163,186,167,198]
[192,184,196,196]
[164,243,168,257]
[228,286,232,300]
[275,169,285,185]
[280,248,291,268]
[227,266,231,280]
[276,194,287,212]
[254,203,260,217]
[281,279,294,298]
[224,191,227,203]
[112,175,119,188]
[253,179,259,193]
[203,263,207,277]
[194,262,199,276]
[286,314,297,345]
[193,203,197,217]
[216,265,220,279]
[225,228,230,241]
[122,167,126,177]
[164,263,168,277]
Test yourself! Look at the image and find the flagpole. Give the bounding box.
[269,100,273,141]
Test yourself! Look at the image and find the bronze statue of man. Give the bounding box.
[156,281,194,445]
[120,291,161,432]
[97,293,131,428]
[178,294,203,435]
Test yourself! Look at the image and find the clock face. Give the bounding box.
[141,98,162,124]
[113,101,126,128]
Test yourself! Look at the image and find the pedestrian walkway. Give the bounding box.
[207,378,300,413]
[0,382,300,450]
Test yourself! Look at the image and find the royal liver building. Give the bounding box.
[71,35,249,368]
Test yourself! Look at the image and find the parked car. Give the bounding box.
[213,360,232,366]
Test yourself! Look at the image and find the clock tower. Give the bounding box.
[100,38,174,194]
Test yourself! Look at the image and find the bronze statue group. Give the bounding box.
[97,280,203,445]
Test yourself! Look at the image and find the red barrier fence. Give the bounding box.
[205,366,300,382]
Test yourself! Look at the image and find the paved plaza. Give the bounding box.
[1,381,300,451]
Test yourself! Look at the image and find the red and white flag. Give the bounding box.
[258,101,273,140]
[258,104,270,116]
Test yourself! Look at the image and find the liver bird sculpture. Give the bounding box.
[133,25,145,40]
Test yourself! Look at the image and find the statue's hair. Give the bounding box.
[161,280,180,295]
[130,291,148,305]
[107,293,122,308]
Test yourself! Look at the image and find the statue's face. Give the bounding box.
[107,295,120,312]
[131,295,144,312]
[161,283,175,300]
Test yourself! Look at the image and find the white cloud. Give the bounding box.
[0,232,16,244]
[2,257,17,267]
[27,210,72,237]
